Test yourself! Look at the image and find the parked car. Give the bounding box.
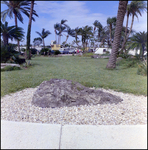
[69,48,76,54]
[63,48,70,54]
[59,48,64,54]
[88,49,93,52]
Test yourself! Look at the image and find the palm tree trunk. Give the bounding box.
[120,12,130,54]
[109,24,113,47]
[26,0,34,60]
[3,34,8,46]
[54,30,57,44]
[43,38,45,48]
[14,14,20,52]
[106,1,128,69]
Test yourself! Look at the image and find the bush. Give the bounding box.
[20,48,26,52]
[54,50,61,55]
[1,66,21,72]
[40,48,50,55]
[1,44,20,63]
[30,48,37,55]
[137,59,147,76]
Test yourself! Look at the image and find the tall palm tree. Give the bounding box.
[54,23,60,45]
[1,1,38,52]
[74,27,81,47]
[107,17,117,47]
[63,28,75,47]
[106,1,128,69]
[33,37,42,47]
[26,0,38,60]
[36,28,51,48]
[56,19,69,45]
[127,31,147,59]
[1,21,24,46]
[121,1,147,53]
[79,25,93,50]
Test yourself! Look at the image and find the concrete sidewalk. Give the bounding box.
[1,120,147,149]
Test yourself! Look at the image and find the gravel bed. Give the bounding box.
[1,87,147,125]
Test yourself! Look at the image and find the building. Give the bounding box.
[51,44,61,50]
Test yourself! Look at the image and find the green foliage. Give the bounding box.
[116,57,140,68]
[137,59,147,76]
[1,21,25,45]
[22,60,32,68]
[117,53,131,59]
[20,48,26,52]
[1,56,147,97]
[30,48,37,55]
[40,48,50,55]
[1,44,20,63]
[1,65,21,72]
[54,50,61,55]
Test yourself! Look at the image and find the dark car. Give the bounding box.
[88,49,93,52]
[63,48,69,54]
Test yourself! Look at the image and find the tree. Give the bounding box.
[26,0,38,60]
[79,25,93,50]
[120,1,147,54]
[54,23,60,45]
[36,28,51,48]
[107,17,117,47]
[74,27,81,47]
[106,1,128,69]
[127,31,147,59]
[1,1,38,52]
[1,21,24,46]
[54,19,70,45]
[63,27,75,47]
[93,20,103,41]
[33,37,42,47]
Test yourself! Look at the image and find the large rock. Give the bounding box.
[32,79,123,108]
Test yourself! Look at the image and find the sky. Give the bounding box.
[1,1,147,46]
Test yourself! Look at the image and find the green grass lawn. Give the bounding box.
[1,56,147,97]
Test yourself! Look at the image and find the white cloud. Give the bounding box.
[34,1,109,45]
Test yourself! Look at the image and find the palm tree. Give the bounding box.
[55,19,69,45]
[26,0,38,60]
[127,31,147,59]
[1,1,38,52]
[74,27,81,47]
[54,23,60,45]
[94,21,103,39]
[106,1,128,69]
[107,17,117,47]
[33,37,42,47]
[63,28,76,47]
[36,28,51,48]
[1,21,24,46]
[79,25,93,50]
[121,1,147,53]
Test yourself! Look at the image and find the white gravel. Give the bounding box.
[1,87,147,125]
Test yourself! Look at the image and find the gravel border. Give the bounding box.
[1,87,147,125]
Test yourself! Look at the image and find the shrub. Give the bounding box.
[1,66,21,72]
[40,48,50,55]
[1,44,20,63]
[30,48,37,55]
[137,59,147,76]
[20,48,26,52]
[54,50,61,55]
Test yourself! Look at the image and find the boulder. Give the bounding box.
[32,79,123,108]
